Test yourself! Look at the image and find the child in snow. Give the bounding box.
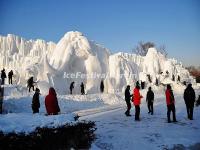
[32,88,40,113]
[45,87,60,115]
[165,84,177,123]
[133,84,143,121]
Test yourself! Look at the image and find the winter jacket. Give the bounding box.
[100,81,104,92]
[81,83,85,94]
[133,88,142,106]
[166,89,175,105]
[32,92,40,110]
[70,82,74,90]
[125,88,132,102]
[45,88,60,115]
[1,70,6,79]
[8,71,13,78]
[184,87,195,105]
[146,90,154,103]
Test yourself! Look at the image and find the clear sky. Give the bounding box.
[0,0,199,66]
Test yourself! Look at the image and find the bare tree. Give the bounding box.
[133,41,168,57]
[158,44,168,57]
[133,41,155,56]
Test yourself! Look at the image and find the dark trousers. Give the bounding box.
[32,107,39,114]
[29,85,34,92]
[148,102,153,114]
[186,103,194,120]
[81,90,85,95]
[1,78,5,85]
[135,105,140,120]
[167,104,176,122]
[125,100,131,115]
[8,77,12,84]
[70,89,72,94]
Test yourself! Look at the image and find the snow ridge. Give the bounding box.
[0,31,196,94]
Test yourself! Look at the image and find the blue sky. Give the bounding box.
[0,0,200,66]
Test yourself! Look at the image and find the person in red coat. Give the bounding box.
[165,84,177,123]
[45,87,60,115]
[133,84,143,121]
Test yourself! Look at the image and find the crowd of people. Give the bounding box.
[125,82,197,123]
[1,68,14,85]
[0,68,199,120]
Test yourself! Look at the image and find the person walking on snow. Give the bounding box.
[8,70,13,84]
[165,84,177,123]
[146,87,154,115]
[133,84,143,121]
[125,85,133,116]
[32,88,40,113]
[1,68,6,85]
[80,82,85,95]
[70,81,75,94]
[184,83,196,120]
[45,87,60,115]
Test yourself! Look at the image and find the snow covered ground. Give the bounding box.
[0,85,124,133]
[0,85,200,149]
[83,93,200,150]
[0,30,199,149]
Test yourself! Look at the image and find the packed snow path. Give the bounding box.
[81,95,200,150]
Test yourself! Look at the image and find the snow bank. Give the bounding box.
[0,113,75,134]
[1,85,125,133]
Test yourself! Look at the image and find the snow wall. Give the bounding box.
[0,31,196,94]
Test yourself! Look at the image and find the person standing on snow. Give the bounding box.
[146,87,154,115]
[184,84,196,120]
[8,70,13,84]
[1,68,6,85]
[165,84,177,123]
[45,87,60,115]
[177,75,181,82]
[80,82,85,95]
[100,80,104,93]
[133,84,143,121]
[27,77,36,92]
[32,88,40,113]
[125,85,133,116]
[70,81,75,94]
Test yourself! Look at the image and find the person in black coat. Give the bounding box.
[100,80,104,93]
[27,77,35,92]
[70,81,75,94]
[177,75,180,82]
[8,70,13,84]
[184,84,196,120]
[146,87,154,115]
[1,68,6,85]
[32,88,40,113]
[80,82,85,95]
[125,85,133,116]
